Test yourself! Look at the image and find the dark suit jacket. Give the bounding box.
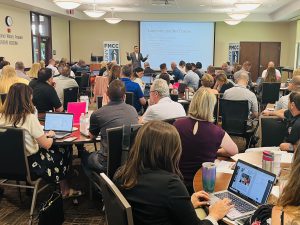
[127,52,148,69]
[115,169,213,225]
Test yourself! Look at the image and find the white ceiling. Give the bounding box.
[1,0,300,22]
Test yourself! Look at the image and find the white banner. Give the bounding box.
[229,43,239,65]
[103,41,120,64]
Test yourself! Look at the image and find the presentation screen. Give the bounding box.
[140,22,215,70]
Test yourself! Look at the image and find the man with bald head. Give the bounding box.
[261,61,281,80]
[223,72,258,118]
[46,58,59,76]
[276,76,300,110]
[171,61,184,82]
[144,62,155,75]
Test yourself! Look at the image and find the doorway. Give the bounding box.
[239,42,281,82]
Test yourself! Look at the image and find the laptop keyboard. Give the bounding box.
[215,192,256,213]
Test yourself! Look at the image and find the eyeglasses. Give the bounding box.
[150,90,158,94]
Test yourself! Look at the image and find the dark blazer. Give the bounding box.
[127,52,148,69]
[115,169,213,225]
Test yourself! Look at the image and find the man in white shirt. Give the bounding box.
[140,79,186,123]
[276,76,300,110]
[46,58,59,76]
[261,61,281,80]
[183,63,200,91]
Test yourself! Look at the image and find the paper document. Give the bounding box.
[215,160,235,174]
[271,186,280,198]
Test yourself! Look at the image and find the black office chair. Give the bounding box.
[163,116,187,125]
[220,99,255,149]
[91,172,134,225]
[106,125,141,179]
[213,93,223,125]
[97,96,103,109]
[75,73,90,96]
[0,127,49,224]
[0,93,7,105]
[63,87,79,109]
[261,82,281,109]
[170,94,178,102]
[260,116,286,147]
[125,92,134,106]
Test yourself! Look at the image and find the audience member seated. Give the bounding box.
[262,92,300,152]
[132,67,145,93]
[257,67,278,96]
[206,65,216,78]
[261,61,281,80]
[46,58,59,76]
[179,60,186,75]
[276,76,300,110]
[233,61,252,86]
[201,74,218,94]
[120,65,146,113]
[0,65,29,94]
[196,62,205,77]
[99,61,107,76]
[174,88,238,194]
[0,83,80,197]
[171,61,184,82]
[183,63,200,91]
[156,63,174,81]
[192,63,202,78]
[53,65,79,104]
[32,68,63,113]
[103,61,114,77]
[232,63,242,75]
[140,79,185,123]
[39,60,45,69]
[221,62,232,77]
[81,80,138,175]
[71,59,89,74]
[159,73,174,89]
[143,62,155,75]
[15,61,30,81]
[223,72,259,118]
[213,71,234,94]
[0,60,10,74]
[114,120,233,225]
[27,63,41,81]
[246,145,300,225]
[292,68,300,77]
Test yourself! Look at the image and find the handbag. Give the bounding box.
[38,190,64,225]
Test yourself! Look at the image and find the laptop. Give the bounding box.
[92,70,100,76]
[142,76,153,84]
[44,113,74,139]
[210,160,276,221]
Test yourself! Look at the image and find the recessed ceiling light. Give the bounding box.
[228,13,250,20]
[224,19,242,25]
[234,3,261,11]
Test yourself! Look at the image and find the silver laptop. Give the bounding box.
[210,160,276,221]
[44,113,74,139]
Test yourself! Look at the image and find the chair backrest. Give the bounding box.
[170,94,178,102]
[80,73,90,88]
[260,116,286,147]
[96,172,134,225]
[261,82,281,104]
[75,76,82,86]
[63,87,79,109]
[125,92,134,106]
[0,127,30,181]
[220,99,249,135]
[97,96,103,109]
[178,83,187,93]
[107,125,141,179]
[0,93,7,105]
[163,116,187,125]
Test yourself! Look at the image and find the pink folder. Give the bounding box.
[67,102,86,125]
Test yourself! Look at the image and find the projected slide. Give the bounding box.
[140,22,214,70]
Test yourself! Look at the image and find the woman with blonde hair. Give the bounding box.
[115,121,233,225]
[201,74,218,94]
[174,88,238,193]
[39,60,45,68]
[0,65,29,94]
[26,63,41,79]
[257,67,278,95]
[213,71,234,94]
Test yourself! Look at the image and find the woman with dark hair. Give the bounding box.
[132,67,145,92]
[115,121,233,225]
[213,71,234,94]
[109,64,121,84]
[0,83,81,197]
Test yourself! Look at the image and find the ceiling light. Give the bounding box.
[84,2,106,18]
[228,13,249,20]
[224,20,242,25]
[234,3,261,11]
[54,0,81,10]
[104,8,122,24]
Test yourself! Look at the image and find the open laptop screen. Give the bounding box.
[228,160,276,206]
[142,76,153,84]
[44,113,73,132]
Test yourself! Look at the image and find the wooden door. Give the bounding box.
[259,42,281,76]
[239,42,260,82]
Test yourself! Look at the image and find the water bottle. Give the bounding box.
[79,113,85,134]
[185,88,189,100]
[262,151,274,173]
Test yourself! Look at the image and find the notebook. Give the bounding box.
[44,113,74,139]
[210,160,276,220]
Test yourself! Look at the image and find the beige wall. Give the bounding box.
[0,3,32,67]
[214,22,296,68]
[51,17,70,62]
[70,20,139,65]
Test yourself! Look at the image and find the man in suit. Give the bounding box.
[126,45,148,70]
